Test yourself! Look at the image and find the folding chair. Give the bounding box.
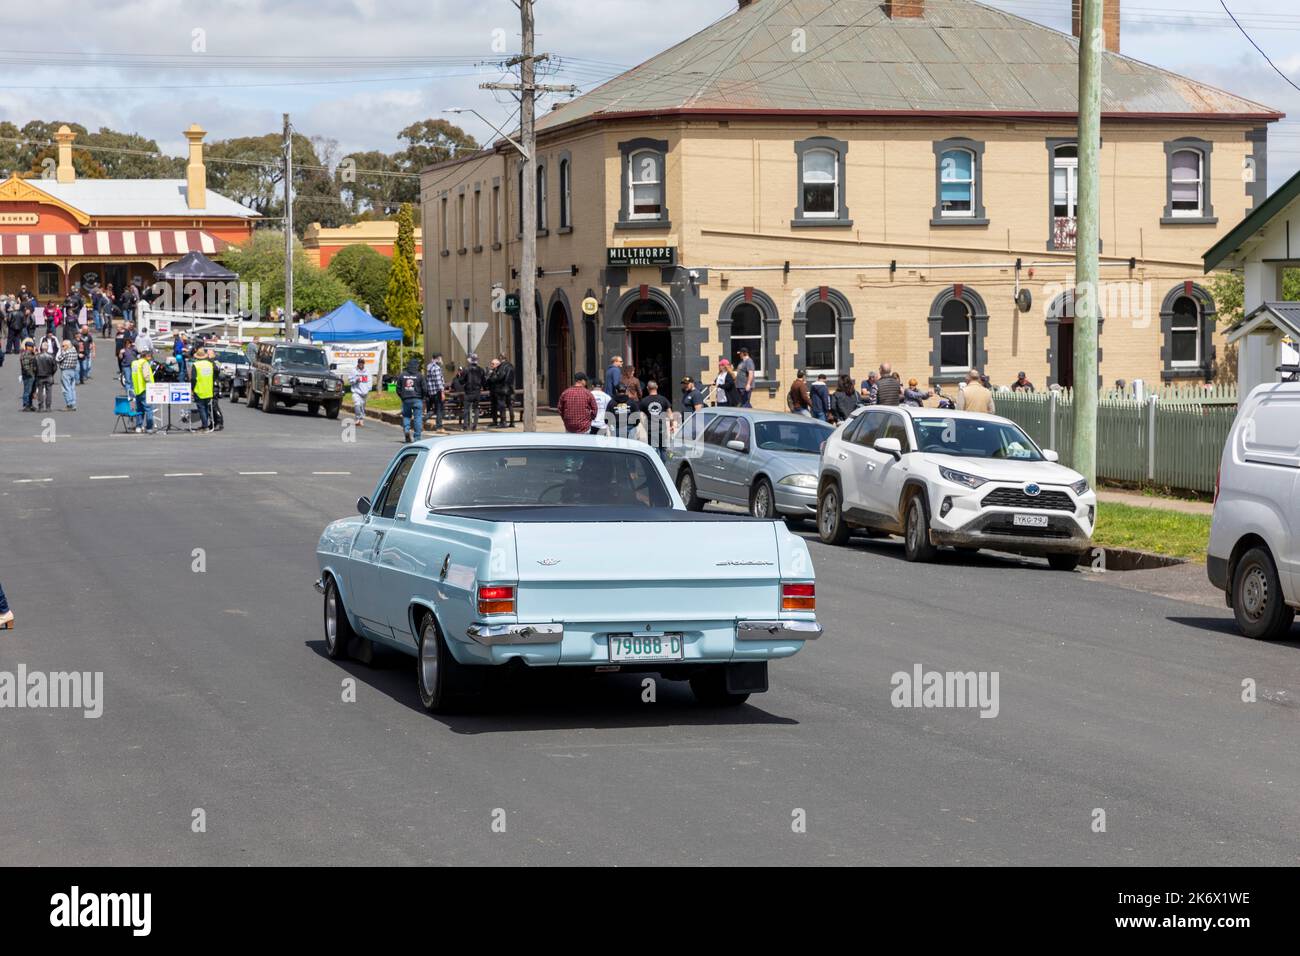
[113,394,135,433]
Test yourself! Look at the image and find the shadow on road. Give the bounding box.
[304,640,800,733]
[795,527,1050,571]
[1167,616,1300,648]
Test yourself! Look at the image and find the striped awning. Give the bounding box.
[0,229,230,258]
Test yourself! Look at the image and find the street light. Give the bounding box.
[443,107,529,160]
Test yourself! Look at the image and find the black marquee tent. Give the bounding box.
[153,250,238,282]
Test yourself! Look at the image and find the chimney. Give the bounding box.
[1073,1,1120,53]
[184,123,207,210]
[884,0,924,17]
[53,125,76,183]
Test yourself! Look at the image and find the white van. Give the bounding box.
[1207,382,1300,639]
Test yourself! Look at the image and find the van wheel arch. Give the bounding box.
[1227,534,1271,605]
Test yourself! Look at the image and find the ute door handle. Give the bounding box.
[837,453,847,461]
[372,531,385,557]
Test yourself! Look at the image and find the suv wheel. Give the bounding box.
[261,384,276,412]
[677,468,704,511]
[325,401,341,420]
[750,478,775,519]
[902,494,938,562]
[817,482,850,545]
[1232,547,1296,640]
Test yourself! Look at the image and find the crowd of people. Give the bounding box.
[385,351,519,443]
[110,321,225,434]
[783,363,1001,423]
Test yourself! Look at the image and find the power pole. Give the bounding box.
[283,113,294,341]
[480,1,575,431]
[1073,0,1102,487]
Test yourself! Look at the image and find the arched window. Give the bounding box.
[1170,295,1201,368]
[805,301,837,373]
[559,158,571,229]
[800,148,838,218]
[940,299,973,371]
[536,163,547,230]
[731,303,763,375]
[939,148,975,218]
[629,149,662,219]
[1169,149,1203,218]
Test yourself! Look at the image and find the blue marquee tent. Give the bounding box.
[298,300,403,342]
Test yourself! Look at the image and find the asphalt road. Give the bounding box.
[1,364,1297,865]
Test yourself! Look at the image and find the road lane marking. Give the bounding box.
[165,472,204,477]
[239,471,278,475]
[311,471,351,476]
[12,478,53,483]
[88,475,130,480]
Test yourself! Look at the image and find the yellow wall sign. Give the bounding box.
[581,296,599,316]
[0,212,39,225]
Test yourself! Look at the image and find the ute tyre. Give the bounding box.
[817,482,851,546]
[323,577,355,661]
[902,494,938,562]
[677,468,705,511]
[1232,546,1296,640]
[690,667,750,707]
[416,614,470,713]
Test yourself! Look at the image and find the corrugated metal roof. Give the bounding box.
[539,0,1280,132]
[34,179,260,218]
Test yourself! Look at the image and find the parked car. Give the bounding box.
[247,341,344,418]
[1207,381,1300,639]
[314,433,822,712]
[817,406,1095,569]
[209,346,251,401]
[664,409,834,523]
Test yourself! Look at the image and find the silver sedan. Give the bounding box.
[664,409,834,523]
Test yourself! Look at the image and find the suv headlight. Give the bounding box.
[328,379,342,391]
[939,466,988,489]
[1070,478,1089,495]
[778,474,818,489]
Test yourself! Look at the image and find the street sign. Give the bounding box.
[581,296,599,316]
[607,246,676,268]
[504,293,520,315]
[146,383,192,405]
[450,321,489,355]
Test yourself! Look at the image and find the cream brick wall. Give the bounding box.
[424,116,1262,406]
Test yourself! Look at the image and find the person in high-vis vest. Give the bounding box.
[190,349,216,432]
[131,348,155,433]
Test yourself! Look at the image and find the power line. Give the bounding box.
[1219,0,1300,93]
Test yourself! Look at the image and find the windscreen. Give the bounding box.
[275,347,327,367]
[428,448,672,509]
[911,417,1044,461]
[755,418,833,453]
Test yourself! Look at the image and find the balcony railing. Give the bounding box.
[1052,216,1077,250]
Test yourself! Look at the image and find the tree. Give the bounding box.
[206,131,344,233]
[383,204,422,374]
[327,244,391,317]
[395,119,478,174]
[220,229,350,318]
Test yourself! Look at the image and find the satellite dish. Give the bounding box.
[1015,288,1033,313]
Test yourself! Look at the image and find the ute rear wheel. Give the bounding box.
[1232,547,1295,640]
[416,614,470,713]
[689,666,750,707]
[323,577,355,661]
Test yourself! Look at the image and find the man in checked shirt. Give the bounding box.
[424,352,447,434]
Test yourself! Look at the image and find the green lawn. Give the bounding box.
[1092,502,1211,561]
[362,389,400,412]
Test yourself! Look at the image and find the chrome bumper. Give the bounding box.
[736,620,823,641]
[466,622,564,645]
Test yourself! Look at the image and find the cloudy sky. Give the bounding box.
[1,0,1297,189]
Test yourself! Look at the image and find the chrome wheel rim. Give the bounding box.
[420,626,439,697]
[324,587,338,651]
[820,489,837,537]
[1241,565,1269,622]
[680,472,693,501]
[906,504,920,551]
[754,484,772,518]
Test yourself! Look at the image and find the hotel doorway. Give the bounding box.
[545,301,572,407]
[623,299,672,401]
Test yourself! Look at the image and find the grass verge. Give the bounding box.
[1093,501,1211,562]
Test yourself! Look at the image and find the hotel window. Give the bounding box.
[558,157,571,230]
[457,192,466,251]
[804,301,838,374]
[536,163,547,232]
[1169,296,1201,367]
[1163,139,1215,223]
[491,183,501,246]
[932,138,987,224]
[472,187,482,249]
[616,138,670,228]
[440,196,449,255]
[793,137,850,227]
[939,299,973,371]
[1160,284,1216,378]
[1049,142,1078,250]
[730,303,764,376]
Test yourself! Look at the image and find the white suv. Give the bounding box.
[816,407,1096,569]
[1207,381,1300,640]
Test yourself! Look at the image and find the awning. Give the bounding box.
[0,229,230,258]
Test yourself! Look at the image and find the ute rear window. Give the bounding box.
[428,448,671,510]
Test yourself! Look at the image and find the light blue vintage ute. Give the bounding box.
[315,432,821,712]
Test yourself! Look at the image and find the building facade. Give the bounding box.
[0,124,257,301]
[422,0,1280,407]
[302,220,422,269]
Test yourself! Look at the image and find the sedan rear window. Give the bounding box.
[428,448,672,509]
[755,419,833,453]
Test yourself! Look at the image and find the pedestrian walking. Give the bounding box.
[622,364,642,402]
[902,377,932,407]
[489,352,515,427]
[608,384,635,438]
[33,344,56,411]
[679,375,705,437]
[875,363,902,406]
[190,348,216,431]
[557,371,597,434]
[604,355,623,397]
[810,373,831,421]
[957,368,995,413]
[396,357,428,443]
[831,374,859,423]
[712,358,739,407]
[787,369,812,416]
[736,347,756,407]
[58,340,79,410]
[347,357,373,427]
[423,352,447,433]
[638,381,671,460]
[590,379,611,435]
[459,353,484,432]
[130,348,156,433]
[76,326,95,383]
[19,339,37,410]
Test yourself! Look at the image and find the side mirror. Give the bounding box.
[726,439,747,452]
[330,363,338,370]
[356,496,371,515]
[874,437,903,460]
[1043,449,1060,462]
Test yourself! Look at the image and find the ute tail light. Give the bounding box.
[477,585,516,615]
[782,582,815,611]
